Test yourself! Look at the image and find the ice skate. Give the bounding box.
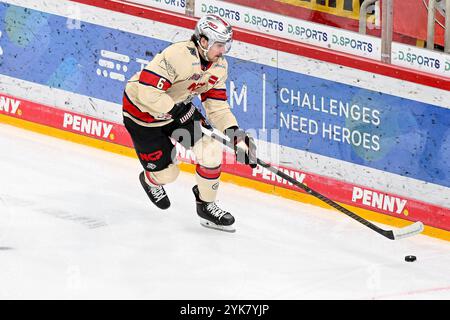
[139,171,170,210]
[192,185,235,232]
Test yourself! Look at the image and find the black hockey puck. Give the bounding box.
[405,255,416,262]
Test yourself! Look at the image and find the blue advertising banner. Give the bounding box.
[276,70,450,188]
[0,3,449,188]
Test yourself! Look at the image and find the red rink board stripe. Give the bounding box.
[0,92,133,147]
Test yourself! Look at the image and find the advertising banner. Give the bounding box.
[126,0,186,14]
[392,42,450,79]
[195,0,382,60]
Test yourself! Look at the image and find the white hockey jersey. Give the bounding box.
[123,40,238,132]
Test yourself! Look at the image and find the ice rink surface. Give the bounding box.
[0,123,449,300]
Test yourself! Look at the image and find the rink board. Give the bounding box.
[0,0,449,237]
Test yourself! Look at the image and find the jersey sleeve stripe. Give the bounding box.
[123,91,158,123]
[201,88,228,102]
[138,69,172,90]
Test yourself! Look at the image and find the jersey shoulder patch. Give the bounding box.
[159,41,195,79]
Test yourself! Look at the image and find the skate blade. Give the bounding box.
[199,218,236,233]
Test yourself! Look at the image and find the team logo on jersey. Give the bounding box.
[187,82,206,92]
[189,73,202,81]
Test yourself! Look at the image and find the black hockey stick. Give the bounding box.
[200,124,424,240]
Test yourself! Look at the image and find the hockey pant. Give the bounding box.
[123,117,223,202]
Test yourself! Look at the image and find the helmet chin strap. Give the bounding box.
[198,42,210,62]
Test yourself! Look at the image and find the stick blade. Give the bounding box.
[393,221,424,240]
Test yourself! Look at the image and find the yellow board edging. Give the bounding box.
[2,114,450,242]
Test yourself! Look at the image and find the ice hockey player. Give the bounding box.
[122,14,257,232]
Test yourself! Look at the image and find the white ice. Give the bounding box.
[0,123,449,300]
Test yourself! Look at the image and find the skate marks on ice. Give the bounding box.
[0,195,13,246]
[38,208,108,229]
[0,194,108,230]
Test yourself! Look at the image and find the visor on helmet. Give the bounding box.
[208,40,233,54]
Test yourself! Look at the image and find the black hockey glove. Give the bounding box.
[224,126,257,168]
[168,102,201,125]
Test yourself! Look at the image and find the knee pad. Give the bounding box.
[145,164,180,185]
[192,136,223,168]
